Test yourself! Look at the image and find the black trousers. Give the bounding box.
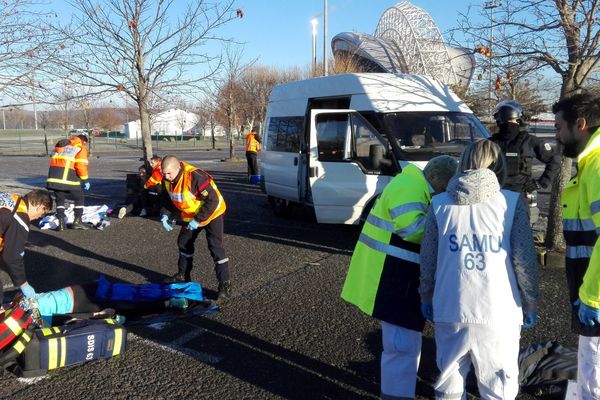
[246,151,258,176]
[52,188,85,218]
[177,215,230,283]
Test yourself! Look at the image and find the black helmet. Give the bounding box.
[493,100,523,124]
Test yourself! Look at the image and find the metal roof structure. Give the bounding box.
[331,2,475,87]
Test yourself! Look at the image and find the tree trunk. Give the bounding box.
[211,123,216,150]
[544,76,578,251]
[138,99,153,163]
[544,156,571,250]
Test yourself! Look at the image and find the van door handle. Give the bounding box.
[309,167,318,177]
[293,157,298,166]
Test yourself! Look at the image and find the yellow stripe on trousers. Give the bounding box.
[113,329,123,356]
[48,338,58,370]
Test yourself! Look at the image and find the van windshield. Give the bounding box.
[373,112,490,159]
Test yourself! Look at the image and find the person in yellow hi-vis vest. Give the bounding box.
[341,155,458,399]
[552,93,600,399]
[245,126,261,183]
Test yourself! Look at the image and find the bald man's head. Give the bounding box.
[161,155,181,182]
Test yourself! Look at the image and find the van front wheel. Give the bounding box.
[268,196,292,217]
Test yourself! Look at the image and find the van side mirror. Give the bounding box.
[369,144,392,170]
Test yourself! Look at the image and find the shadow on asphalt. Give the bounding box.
[25,229,166,286]
[180,315,379,399]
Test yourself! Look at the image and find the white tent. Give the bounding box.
[123,109,199,139]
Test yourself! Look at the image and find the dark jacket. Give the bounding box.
[490,123,561,193]
[0,197,30,287]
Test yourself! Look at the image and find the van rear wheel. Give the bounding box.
[268,196,292,217]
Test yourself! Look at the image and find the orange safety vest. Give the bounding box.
[164,162,226,223]
[0,194,28,252]
[245,133,261,153]
[144,162,163,189]
[47,136,89,187]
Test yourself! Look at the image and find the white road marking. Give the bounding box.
[130,330,222,364]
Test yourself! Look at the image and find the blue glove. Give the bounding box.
[421,303,433,321]
[83,181,91,191]
[160,215,173,232]
[576,299,600,327]
[187,219,200,230]
[20,283,36,299]
[523,312,537,329]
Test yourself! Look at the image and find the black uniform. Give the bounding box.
[0,196,30,303]
[490,122,561,193]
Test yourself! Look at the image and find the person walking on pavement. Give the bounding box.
[245,126,261,182]
[341,155,458,399]
[46,134,91,230]
[552,93,600,399]
[490,99,560,199]
[419,140,539,399]
[159,155,232,302]
[0,189,52,308]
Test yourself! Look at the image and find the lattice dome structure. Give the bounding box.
[331,2,475,87]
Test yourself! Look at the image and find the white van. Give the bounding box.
[260,73,489,224]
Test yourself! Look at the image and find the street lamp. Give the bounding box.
[484,0,501,119]
[323,0,328,76]
[311,18,318,77]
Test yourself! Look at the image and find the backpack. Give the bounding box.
[518,340,577,399]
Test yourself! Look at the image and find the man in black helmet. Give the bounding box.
[490,99,560,197]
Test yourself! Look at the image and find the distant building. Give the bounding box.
[123,109,200,139]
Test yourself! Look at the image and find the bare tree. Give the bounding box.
[215,45,251,159]
[238,65,304,131]
[0,1,59,106]
[95,108,122,132]
[454,0,600,250]
[196,97,219,150]
[47,0,239,163]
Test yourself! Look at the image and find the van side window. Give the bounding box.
[315,114,349,161]
[351,114,386,171]
[266,117,303,152]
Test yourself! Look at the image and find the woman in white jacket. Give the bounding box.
[419,139,539,399]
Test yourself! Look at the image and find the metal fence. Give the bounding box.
[0,130,242,155]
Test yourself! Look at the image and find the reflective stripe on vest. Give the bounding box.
[165,162,226,222]
[358,232,419,263]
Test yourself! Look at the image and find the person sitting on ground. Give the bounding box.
[115,163,163,218]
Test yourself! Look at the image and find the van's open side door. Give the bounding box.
[308,109,395,224]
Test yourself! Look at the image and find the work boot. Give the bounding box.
[56,217,66,231]
[70,216,89,230]
[217,281,232,302]
[163,272,186,284]
[164,254,193,283]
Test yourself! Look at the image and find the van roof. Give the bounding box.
[269,73,471,114]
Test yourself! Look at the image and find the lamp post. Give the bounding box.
[484,0,501,119]
[311,18,318,77]
[323,0,328,76]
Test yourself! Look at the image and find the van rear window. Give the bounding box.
[266,117,303,152]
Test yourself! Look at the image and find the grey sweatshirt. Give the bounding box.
[419,168,539,315]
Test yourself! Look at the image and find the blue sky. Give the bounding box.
[221,0,479,68]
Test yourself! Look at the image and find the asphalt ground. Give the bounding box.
[0,149,575,400]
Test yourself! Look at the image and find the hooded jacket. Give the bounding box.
[419,169,539,323]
